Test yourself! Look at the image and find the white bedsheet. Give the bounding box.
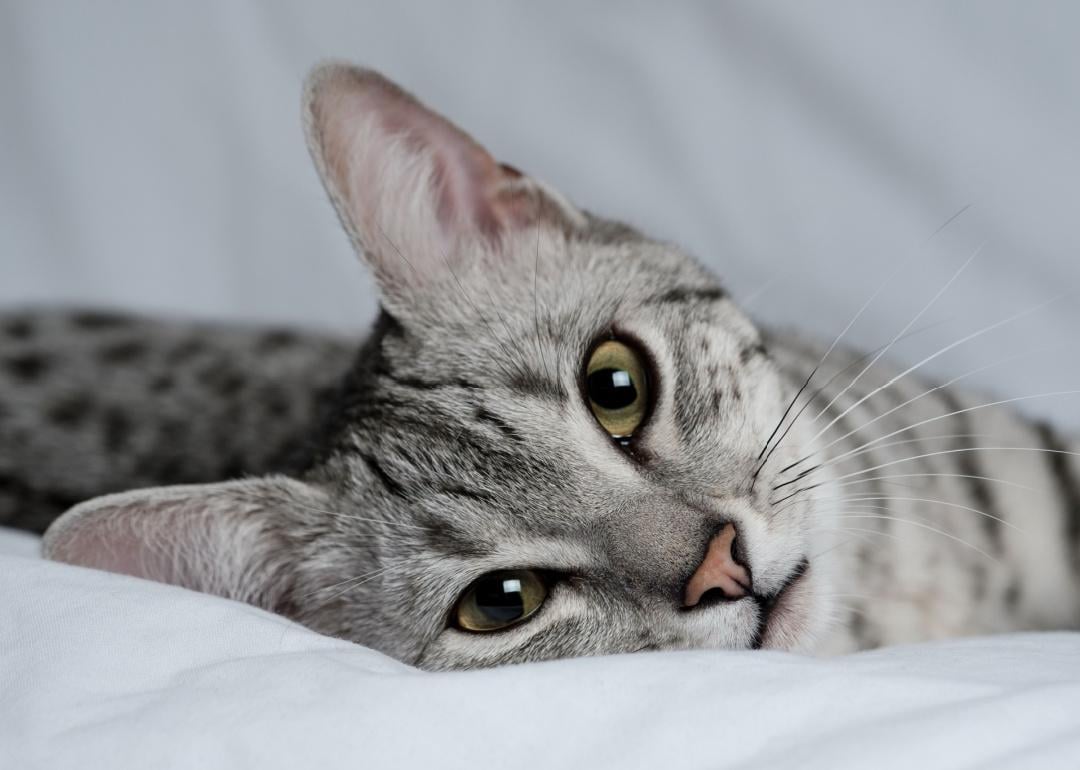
[3,528,1078,770]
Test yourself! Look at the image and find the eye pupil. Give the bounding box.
[583,339,651,440]
[455,569,547,632]
[587,368,638,410]
[473,577,526,623]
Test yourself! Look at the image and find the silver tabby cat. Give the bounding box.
[2,64,1078,669]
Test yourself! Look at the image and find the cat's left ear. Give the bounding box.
[42,477,321,613]
[303,62,585,296]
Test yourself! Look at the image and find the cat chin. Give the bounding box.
[756,565,818,651]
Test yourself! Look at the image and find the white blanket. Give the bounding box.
[3,528,1078,770]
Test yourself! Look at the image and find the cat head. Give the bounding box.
[44,64,835,669]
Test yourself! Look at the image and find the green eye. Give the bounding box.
[454,570,547,632]
[586,339,650,439]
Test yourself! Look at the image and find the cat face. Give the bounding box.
[44,65,835,669]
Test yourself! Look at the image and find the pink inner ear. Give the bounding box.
[44,478,311,611]
[45,501,193,586]
[309,65,536,246]
[55,521,169,582]
[358,74,515,238]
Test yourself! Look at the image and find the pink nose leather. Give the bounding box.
[683,523,751,606]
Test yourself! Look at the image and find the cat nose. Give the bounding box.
[683,522,752,607]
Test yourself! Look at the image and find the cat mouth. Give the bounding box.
[750,558,810,650]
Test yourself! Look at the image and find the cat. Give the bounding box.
[2,63,1078,669]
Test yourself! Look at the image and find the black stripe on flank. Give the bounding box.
[645,286,727,306]
[938,390,1002,547]
[1035,421,1080,568]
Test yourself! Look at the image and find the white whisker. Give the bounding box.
[800,293,1068,456]
[302,563,397,601]
[808,246,980,427]
[836,511,996,561]
[806,395,1080,477]
[834,472,1033,493]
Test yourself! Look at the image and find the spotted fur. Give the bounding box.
[10,64,1080,670]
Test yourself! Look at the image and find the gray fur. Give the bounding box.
[7,64,1080,670]
[0,310,353,531]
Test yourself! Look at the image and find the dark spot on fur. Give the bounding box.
[971,562,989,601]
[848,610,881,650]
[150,374,174,393]
[725,365,743,401]
[263,388,292,417]
[1004,580,1022,610]
[47,393,94,428]
[199,365,246,397]
[4,317,34,340]
[1035,420,1080,571]
[101,407,133,452]
[70,311,130,330]
[258,330,300,352]
[157,416,188,443]
[849,611,868,644]
[5,352,49,382]
[740,342,768,365]
[168,338,207,364]
[939,391,1002,547]
[99,339,147,364]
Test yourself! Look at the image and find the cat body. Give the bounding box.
[2,64,1077,668]
[0,310,353,532]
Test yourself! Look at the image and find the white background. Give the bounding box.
[2,1,1078,426]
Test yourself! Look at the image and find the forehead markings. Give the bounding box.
[376,364,482,393]
[355,450,408,498]
[643,286,728,306]
[507,368,568,402]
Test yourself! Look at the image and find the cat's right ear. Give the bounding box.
[303,62,584,300]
